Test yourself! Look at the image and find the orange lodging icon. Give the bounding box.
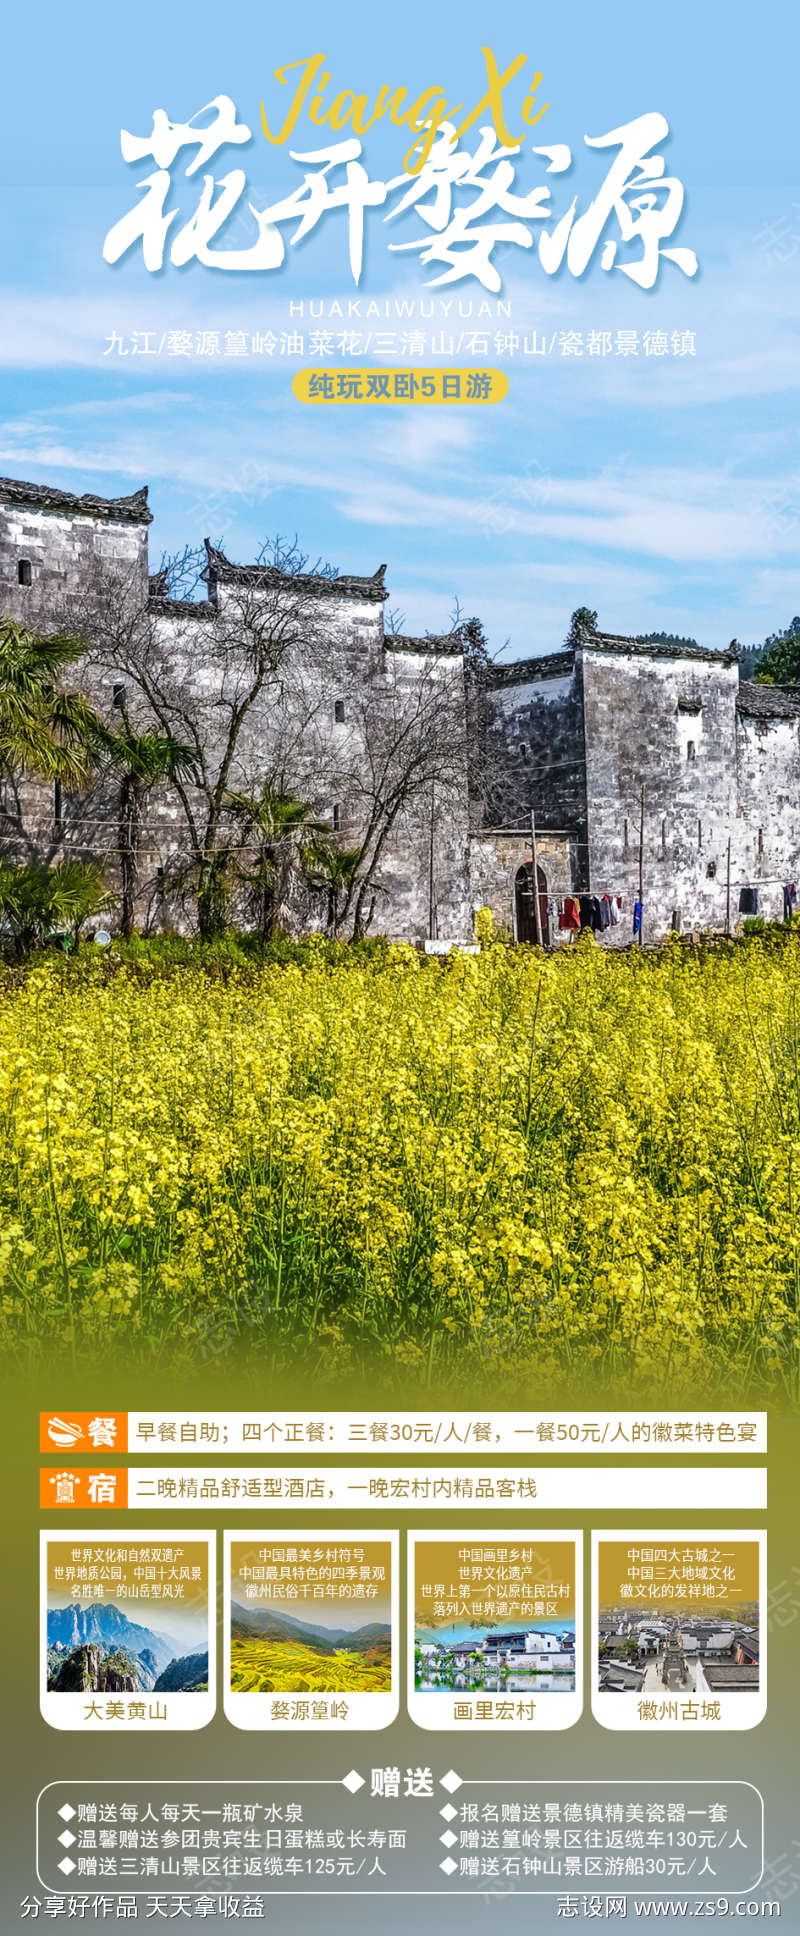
[40,1468,129,1509]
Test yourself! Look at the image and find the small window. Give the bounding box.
[519,742,529,764]
[17,559,32,586]
[53,780,63,834]
[698,818,703,849]
[758,827,764,859]
[112,683,127,711]
[332,804,341,832]
[334,699,345,724]
[623,817,629,852]
[686,740,696,762]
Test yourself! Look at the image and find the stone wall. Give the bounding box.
[0,481,150,630]
[478,634,800,947]
[479,653,588,886]
[377,647,472,943]
[581,642,740,944]
[735,687,800,926]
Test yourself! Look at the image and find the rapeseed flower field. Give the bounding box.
[0,932,798,1398]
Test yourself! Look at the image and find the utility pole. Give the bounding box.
[725,835,731,937]
[637,783,645,948]
[530,804,543,947]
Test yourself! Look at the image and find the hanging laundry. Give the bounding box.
[600,894,614,930]
[784,884,797,921]
[608,896,620,926]
[633,901,643,937]
[590,895,603,932]
[559,896,580,932]
[578,895,593,931]
[739,887,759,915]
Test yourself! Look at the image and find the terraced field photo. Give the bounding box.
[229,1602,391,1694]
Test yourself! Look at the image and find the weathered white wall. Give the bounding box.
[0,501,148,627]
[735,697,800,924]
[581,647,740,943]
[4,476,800,948]
[0,488,474,942]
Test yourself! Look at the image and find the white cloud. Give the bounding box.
[1,400,798,574]
[328,464,800,566]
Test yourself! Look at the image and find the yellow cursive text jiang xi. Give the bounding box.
[260,48,548,175]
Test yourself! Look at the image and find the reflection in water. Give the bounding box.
[491,1673,573,1692]
[418,1672,575,1693]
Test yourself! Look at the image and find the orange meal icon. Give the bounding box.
[39,1412,128,1454]
[46,1417,84,1449]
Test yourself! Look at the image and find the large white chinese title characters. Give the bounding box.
[103,97,698,293]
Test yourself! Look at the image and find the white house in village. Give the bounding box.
[2,470,799,946]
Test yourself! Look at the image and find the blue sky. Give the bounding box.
[1,0,798,657]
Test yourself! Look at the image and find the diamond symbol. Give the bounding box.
[440,1769,463,1794]
[58,1858,76,1876]
[440,1830,457,1847]
[58,1805,76,1822]
[58,1831,76,1848]
[342,1769,365,1793]
[440,1803,458,1821]
[440,1856,457,1875]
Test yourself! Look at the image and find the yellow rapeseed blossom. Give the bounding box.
[0,935,797,1398]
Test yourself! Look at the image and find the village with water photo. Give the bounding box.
[415,1620,576,1693]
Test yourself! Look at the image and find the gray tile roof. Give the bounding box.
[582,629,738,667]
[385,631,464,657]
[492,651,576,687]
[0,475,152,525]
[700,1663,760,1689]
[492,633,738,688]
[148,596,217,619]
[737,680,800,719]
[203,541,388,602]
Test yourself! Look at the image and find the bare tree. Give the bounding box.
[327,637,471,939]
[54,546,486,945]
[69,540,344,937]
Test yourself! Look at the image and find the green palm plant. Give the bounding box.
[104,714,198,938]
[225,785,327,938]
[0,857,112,957]
[0,619,103,786]
[302,839,361,934]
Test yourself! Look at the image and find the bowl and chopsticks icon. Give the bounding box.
[47,1416,84,1448]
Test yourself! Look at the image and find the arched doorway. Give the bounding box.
[514,862,549,945]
